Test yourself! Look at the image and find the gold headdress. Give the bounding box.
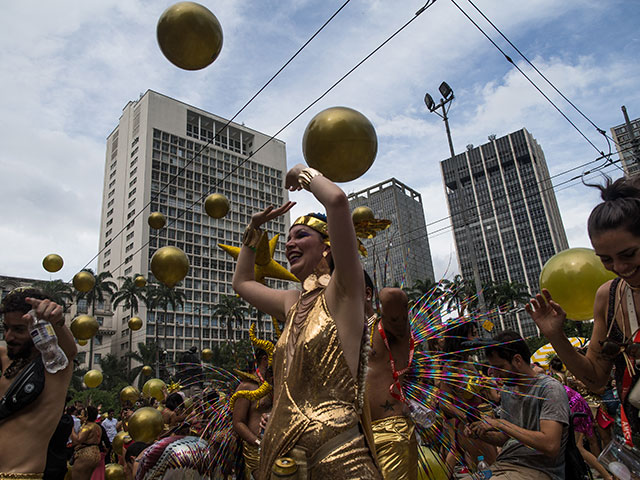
[292,214,368,257]
[229,322,275,410]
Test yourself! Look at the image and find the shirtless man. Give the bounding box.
[366,280,417,479]
[232,349,272,480]
[0,288,77,478]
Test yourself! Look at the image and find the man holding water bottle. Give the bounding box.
[0,288,77,478]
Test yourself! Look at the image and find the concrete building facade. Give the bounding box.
[98,90,291,363]
[348,178,435,289]
[610,114,640,177]
[440,128,568,337]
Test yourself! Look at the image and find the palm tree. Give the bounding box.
[441,274,476,317]
[484,280,530,313]
[126,342,162,386]
[98,354,131,390]
[212,295,249,344]
[112,275,148,373]
[76,269,117,369]
[32,279,74,312]
[147,282,185,377]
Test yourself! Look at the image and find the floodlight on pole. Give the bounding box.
[423,81,486,310]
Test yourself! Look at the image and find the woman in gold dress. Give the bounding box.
[71,405,102,479]
[232,163,380,479]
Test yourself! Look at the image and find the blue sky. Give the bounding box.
[1,0,639,283]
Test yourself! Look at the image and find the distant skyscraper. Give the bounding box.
[98,90,290,366]
[348,178,435,290]
[440,128,568,337]
[610,112,640,177]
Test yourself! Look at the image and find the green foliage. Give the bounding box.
[67,386,124,413]
[32,279,74,312]
[212,295,249,342]
[203,338,255,371]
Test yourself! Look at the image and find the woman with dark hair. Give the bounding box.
[526,175,640,444]
[232,163,380,478]
[71,405,102,479]
[548,356,567,385]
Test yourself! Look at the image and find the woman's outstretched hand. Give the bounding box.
[250,201,296,229]
[524,288,567,337]
[285,163,306,191]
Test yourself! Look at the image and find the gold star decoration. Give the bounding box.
[218,232,299,284]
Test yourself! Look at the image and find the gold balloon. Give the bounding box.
[84,369,103,388]
[134,275,147,288]
[540,247,617,321]
[417,446,448,480]
[128,407,164,444]
[120,385,140,405]
[111,431,128,457]
[150,246,190,288]
[157,2,224,71]
[142,365,153,376]
[352,206,375,224]
[73,271,95,293]
[142,378,166,401]
[42,254,64,273]
[302,106,377,183]
[77,339,88,346]
[204,193,230,219]
[70,315,99,340]
[148,212,167,230]
[128,317,143,331]
[201,348,213,361]
[104,463,126,480]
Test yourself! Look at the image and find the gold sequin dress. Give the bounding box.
[259,289,380,480]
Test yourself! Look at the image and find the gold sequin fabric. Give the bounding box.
[0,474,43,480]
[243,441,260,479]
[372,416,418,480]
[259,291,380,480]
[73,445,100,467]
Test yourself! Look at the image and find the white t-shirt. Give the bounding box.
[102,417,118,442]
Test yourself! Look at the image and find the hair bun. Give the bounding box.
[599,176,640,202]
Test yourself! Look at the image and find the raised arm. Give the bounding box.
[232,202,298,320]
[285,164,363,305]
[525,286,613,391]
[379,287,410,339]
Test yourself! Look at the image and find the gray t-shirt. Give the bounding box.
[497,374,569,480]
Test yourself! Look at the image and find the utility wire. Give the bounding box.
[103,1,439,276]
[78,0,355,275]
[449,0,607,158]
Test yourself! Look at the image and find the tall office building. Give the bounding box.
[98,90,291,365]
[440,128,568,337]
[610,112,640,177]
[348,178,435,289]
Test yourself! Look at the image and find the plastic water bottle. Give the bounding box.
[28,310,68,374]
[476,456,492,479]
[407,399,436,429]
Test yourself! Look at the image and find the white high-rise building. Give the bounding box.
[98,90,291,365]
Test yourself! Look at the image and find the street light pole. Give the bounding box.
[425,82,486,311]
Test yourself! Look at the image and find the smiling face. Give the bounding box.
[591,228,640,288]
[285,225,330,281]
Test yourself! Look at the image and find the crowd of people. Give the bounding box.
[1,168,639,480]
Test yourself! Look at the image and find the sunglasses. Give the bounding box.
[599,328,640,359]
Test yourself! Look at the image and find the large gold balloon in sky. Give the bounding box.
[128,317,143,331]
[157,2,223,71]
[42,254,64,273]
[352,206,374,224]
[134,275,147,288]
[201,348,213,361]
[78,339,88,346]
[84,369,103,388]
[151,246,190,288]
[204,193,230,219]
[73,271,95,293]
[111,431,129,458]
[105,463,126,480]
[120,385,140,405]
[70,315,99,340]
[128,407,164,444]
[148,212,167,230]
[142,378,166,401]
[540,247,617,321]
[142,365,153,376]
[302,106,377,183]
